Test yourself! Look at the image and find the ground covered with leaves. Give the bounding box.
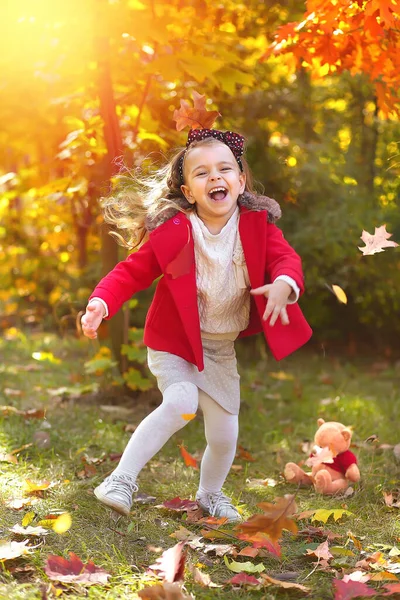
[1,330,400,599]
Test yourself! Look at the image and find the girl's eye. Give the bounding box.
[196,171,207,176]
[221,167,231,171]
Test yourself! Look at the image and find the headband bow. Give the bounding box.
[179,128,245,183]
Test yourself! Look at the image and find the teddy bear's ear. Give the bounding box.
[317,418,325,426]
[341,429,351,442]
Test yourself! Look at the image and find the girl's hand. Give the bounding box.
[250,280,292,326]
[81,301,105,339]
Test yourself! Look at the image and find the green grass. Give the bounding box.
[1,331,400,599]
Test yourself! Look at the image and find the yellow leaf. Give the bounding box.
[332,284,347,304]
[22,479,51,494]
[268,371,294,381]
[32,352,61,364]
[312,508,353,523]
[181,414,196,421]
[22,512,35,527]
[53,513,72,534]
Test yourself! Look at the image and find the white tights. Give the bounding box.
[114,382,239,494]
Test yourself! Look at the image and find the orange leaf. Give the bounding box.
[178,444,198,469]
[237,495,298,543]
[173,91,221,131]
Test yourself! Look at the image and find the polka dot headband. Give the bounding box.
[178,128,245,184]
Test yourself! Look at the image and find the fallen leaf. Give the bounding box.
[237,532,281,557]
[170,527,203,550]
[369,572,399,581]
[260,573,309,593]
[224,555,265,574]
[226,573,260,586]
[6,497,39,510]
[202,543,237,556]
[311,509,353,524]
[178,444,198,469]
[44,552,110,584]
[332,578,375,599]
[149,542,186,583]
[383,582,400,595]
[10,524,49,536]
[331,284,348,304]
[160,497,199,512]
[268,371,294,381]
[238,546,259,558]
[0,452,18,464]
[298,526,342,542]
[190,564,220,587]
[343,571,370,583]
[138,582,191,599]
[358,225,398,256]
[305,540,333,561]
[0,540,33,561]
[173,91,221,131]
[237,446,256,461]
[22,479,53,495]
[237,494,298,543]
[246,477,277,488]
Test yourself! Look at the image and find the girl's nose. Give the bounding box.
[210,172,221,180]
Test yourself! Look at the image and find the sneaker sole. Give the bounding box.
[94,487,130,516]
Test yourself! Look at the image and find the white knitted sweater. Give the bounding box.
[189,208,250,336]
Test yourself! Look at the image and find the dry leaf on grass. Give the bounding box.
[44,552,110,585]
[0,540,34,561]
[189,565,221,588]
[159,497,198,512]
[332,578,375,599]
[138,581,192,600]
[260,573,309,593]
[226,573,261,586]
[149,542,186,583]
[237,494,298,543]
[305,540,333,562]
[10,524,49,537]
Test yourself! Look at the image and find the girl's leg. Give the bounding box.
[94,382,198,514]
[195,390,241,522]
[197,390,239,494]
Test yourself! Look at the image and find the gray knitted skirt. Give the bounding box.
[147,336,241,415]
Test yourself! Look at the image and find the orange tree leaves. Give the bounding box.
[263,0,400,116]
[173,91,221,131]
[237,494,298,543]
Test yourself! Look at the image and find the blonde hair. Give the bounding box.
[101,137,257,249]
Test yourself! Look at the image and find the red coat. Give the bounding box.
[90,207,312,371]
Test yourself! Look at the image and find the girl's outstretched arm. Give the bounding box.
[89,239,162,319]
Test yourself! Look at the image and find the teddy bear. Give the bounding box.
[284,419,360,495]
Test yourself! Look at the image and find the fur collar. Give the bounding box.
[145,191,281,232]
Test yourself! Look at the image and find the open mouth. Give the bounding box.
[208,186,228,201]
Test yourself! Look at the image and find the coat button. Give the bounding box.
[172,217,180,225]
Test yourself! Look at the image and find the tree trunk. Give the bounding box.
[93,5,126,370]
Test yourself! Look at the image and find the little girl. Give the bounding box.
[81,126,312,522]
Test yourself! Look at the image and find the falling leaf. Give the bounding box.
[173,91,221,131]
[161,497,199,512]
[32,351,61,364]
[0,540,33,561]
[10,524,49,536]
[311,509,353,524]
[237,494,298,543]
[331,284,348,304]
[358,225,399,256]
[52,513,72,534]
[224,555,265,574]
[226,573,261,586]
[181,414,196,421]
[305,540,333,561]
[306,446,335,468]
[44,553,110,584]
[178,444,198,469]
[260,573,309,593]
[333,578,375,599]
[149,542,186,583]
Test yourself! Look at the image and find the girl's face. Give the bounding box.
[181,142,246,231]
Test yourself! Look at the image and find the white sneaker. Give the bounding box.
[196,491,242,523]
[94,473,138,516]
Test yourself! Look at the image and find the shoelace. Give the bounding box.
[204,492,239,517]
[106,475,138,505]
